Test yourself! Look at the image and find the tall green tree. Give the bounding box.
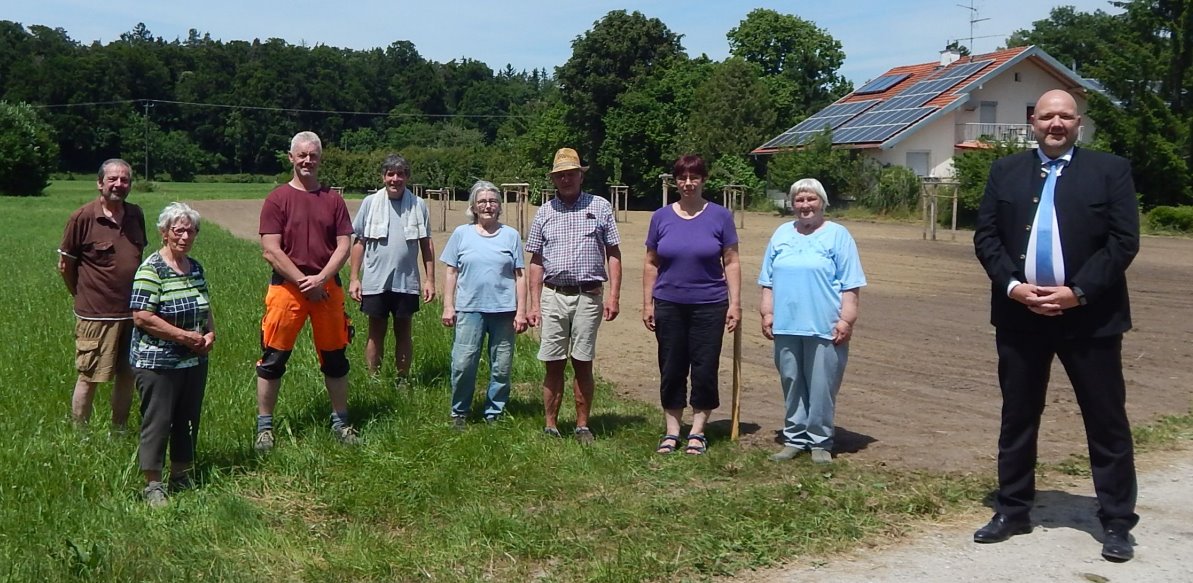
[0,101,59,195]
[555,10,685,187]
[727,9,850,125]
[681,57,776,164]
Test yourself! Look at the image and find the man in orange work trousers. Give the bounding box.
[253,131,357,452]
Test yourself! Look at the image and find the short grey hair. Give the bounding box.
[789,178,830,207]
[98,159,132,181]
[380,153,411,177]
[290,131,322,153]
[156,202,201,233]
[465,180,501,224]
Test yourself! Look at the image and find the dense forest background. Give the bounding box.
[3,2,1193,214]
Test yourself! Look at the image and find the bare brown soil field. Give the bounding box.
[193,197,1193,473]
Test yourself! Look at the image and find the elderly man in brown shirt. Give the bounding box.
[58,159,147,429]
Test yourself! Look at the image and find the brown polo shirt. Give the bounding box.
[59,199,147,319]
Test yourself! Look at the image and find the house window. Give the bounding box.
[1014,72,1022,82]
[906,151,931,177]
[1026,105,1035,123]
[979,101,998,125]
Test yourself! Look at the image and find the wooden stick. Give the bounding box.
[731,324,743,441]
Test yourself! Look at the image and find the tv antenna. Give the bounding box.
[957,0,989,56]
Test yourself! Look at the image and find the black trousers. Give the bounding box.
[135,363,208,472]
[654,299,727,411]
[994,329,1138,529]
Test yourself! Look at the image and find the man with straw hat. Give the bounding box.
[525,148,622,444]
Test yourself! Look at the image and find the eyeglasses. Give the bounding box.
[170,226,198,236]
[475,200,501,207]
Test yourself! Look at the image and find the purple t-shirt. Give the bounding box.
[645,202,738,304]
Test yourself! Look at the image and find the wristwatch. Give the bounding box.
[1072,286,1088,306]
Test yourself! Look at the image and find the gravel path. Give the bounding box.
[738,448,1193,582]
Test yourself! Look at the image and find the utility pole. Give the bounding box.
[142,100,151,181]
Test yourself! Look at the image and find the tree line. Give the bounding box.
[0,9,848,201]
[4,1,1192,215]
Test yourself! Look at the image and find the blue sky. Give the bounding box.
[7,1,1120,84]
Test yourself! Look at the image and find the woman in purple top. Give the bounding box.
[642,154,741,455]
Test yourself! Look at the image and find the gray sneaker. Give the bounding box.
[254,428,275,453]
[143,481,168,508]
[333,425,359,445]
[811,448,833,464]
[169,473,194,492]
[769,446,803,462]
[451,416,468,432]
[574,426,596,445]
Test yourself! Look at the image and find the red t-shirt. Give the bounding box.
[259,184,353,275]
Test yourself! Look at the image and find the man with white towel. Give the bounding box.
[348,153,436,380]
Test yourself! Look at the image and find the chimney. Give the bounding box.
[940,49,962,67]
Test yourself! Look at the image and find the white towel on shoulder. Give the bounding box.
[361,188,391,239]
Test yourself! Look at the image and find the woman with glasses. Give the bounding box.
[439,181,528,428]
[129,202,215,507]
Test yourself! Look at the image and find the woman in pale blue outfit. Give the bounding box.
[440,181,528,428]
[759,178,866,464]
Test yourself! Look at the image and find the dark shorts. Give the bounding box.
[361,291,420,319]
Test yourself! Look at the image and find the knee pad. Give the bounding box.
[256,348,292,380]
[319,349,349,378]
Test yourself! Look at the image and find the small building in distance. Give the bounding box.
[752,46,1098,178]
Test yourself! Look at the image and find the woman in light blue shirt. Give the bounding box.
[440,181,528,428]
[758,178,866,464]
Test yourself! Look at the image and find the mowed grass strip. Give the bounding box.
[0,182,1182,582]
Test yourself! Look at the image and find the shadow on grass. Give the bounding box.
[588,412,649,437]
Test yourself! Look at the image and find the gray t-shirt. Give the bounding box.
[352,189,430,295]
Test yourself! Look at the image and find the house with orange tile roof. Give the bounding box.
[752,45,1098,179]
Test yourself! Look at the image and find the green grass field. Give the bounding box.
[0,181,1186,582]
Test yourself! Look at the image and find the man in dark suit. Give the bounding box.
[973,89,1140,562]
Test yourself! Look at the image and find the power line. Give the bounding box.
[30,98,533,119]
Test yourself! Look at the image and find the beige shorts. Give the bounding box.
[537,287,603,362]
[75,318,133,382]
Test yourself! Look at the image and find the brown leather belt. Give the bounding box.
[544,281,602,295]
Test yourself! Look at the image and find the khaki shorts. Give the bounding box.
[75,318,133,382]
[537,287,603,362]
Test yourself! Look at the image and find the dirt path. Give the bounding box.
[192,198,1193,473]
[735,446,1193,582]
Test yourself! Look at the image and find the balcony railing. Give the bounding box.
[955,123,1085,146]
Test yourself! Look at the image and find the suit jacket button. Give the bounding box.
[1025,225,1031,231]
[1032,197,1039,203]
[1020,254,1027,260]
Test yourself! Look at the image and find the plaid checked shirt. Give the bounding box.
[525,192,620,286]
[128,253,211,370]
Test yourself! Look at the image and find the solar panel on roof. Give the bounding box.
[825,59,994,145]
[854,73,911,95]
[832,106,935,144]
[758,99,879,149]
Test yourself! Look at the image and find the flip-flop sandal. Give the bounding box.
[685,433,708,455]
[543,427,562,438]
[656,434,680,454]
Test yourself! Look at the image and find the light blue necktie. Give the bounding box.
[1034,159,1063,286]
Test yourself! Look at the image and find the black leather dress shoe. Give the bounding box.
[973,513,1032,543]
[1101,527,1134,562]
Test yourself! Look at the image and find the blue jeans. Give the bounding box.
[450,311,516,419]
[773,335,849,450]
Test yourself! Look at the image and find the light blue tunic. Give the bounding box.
[758,221,866,340]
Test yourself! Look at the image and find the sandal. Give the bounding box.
[685,433,708,455]
[543,427,562,438]
[656,434,680,454]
